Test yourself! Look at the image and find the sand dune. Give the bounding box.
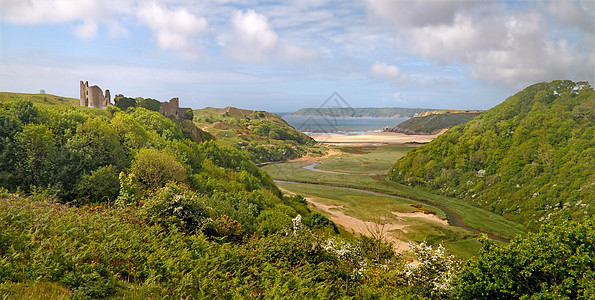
[310,130,447,144]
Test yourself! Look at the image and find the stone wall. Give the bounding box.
[159,97,191,118]
[80,81,111,109]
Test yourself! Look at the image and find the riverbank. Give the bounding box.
[310,130,447,144]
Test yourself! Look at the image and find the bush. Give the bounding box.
[131,148,186,189]
[303,212,339,234]
[75,165,119,204]
[454,220,595,299]
[141,182,208,233]
[255,210,292,236]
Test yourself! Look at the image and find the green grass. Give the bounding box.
[262,147,527,239]
[277,181,444,221]
[315,144,414,174]
[278,181,478,258]
[0,92,78,106]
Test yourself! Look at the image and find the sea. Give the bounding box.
[277,113,407,135]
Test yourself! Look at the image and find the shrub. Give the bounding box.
[454,220,595,299]
[303,212,339,234]
[141,182,208,233]
[255,210,292,236]
[131,148,186,189]
[75,165,119,204]
[403,242,459,298]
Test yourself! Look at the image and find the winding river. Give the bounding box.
[275,167,510,242]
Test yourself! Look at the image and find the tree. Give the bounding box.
[131,148,186,189]
[75,165,120,204]
[114,96,136,111]
[138,98,161,112]
[14,123,58,189]
[454,219,595,299]
[404,241,459,298]
[10,100,38,125]
[184,109,194,120]
[71,117,127,170]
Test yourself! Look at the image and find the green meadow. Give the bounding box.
[313,144,414,174]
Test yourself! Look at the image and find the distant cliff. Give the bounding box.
[384,110,482,135]
[290,107,433,118]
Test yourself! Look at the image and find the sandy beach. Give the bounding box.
[310,129,447,144]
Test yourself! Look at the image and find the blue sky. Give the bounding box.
[1,0,593,112]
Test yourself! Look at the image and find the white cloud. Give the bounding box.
[74,21,98,40]
[0,0,132,40]
[225,9,319,63]
[226,9,279,62]
[366,0,595,88]
[0,0,107,24]
[370,61,407,84]
[106,21,130,39]
[137,1,208,59]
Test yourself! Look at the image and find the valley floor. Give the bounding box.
[262,141,527,259]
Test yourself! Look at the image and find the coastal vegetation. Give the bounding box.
[385,111,481,135]
[389,80,594,229]
[192,106,320,163]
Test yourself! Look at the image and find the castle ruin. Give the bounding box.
[159,97,191,119]
[80,81,111,108]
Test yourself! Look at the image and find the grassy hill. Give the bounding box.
[389,80,594,229]
[386,111,482,135]
[0,92,78,106]
[193,106,320,163]
[291,107,433,118]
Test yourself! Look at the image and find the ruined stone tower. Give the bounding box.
[159,97,191,118]
[80,81,111,109]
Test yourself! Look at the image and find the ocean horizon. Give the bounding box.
[282,115,407,135]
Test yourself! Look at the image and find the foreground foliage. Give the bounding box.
[454,219,595,299]
[389,80,594,228]
[0,194,410,299]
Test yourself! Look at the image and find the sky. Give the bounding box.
[0,0,593,112]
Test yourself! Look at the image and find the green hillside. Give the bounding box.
[386,112,482,135]
[193,106,319,163]
[291,107,432,118]
[389,80,594,228]
[0,96,372,298]
[0,92,78,106]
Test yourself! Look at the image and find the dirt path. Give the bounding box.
[288,147,341,163]
[392,211,449,226]
[306,198,411,253]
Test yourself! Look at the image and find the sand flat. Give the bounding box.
[311,130,447,144]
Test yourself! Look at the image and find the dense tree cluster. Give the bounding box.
[389,80,594,228]
[113,96,193,120]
